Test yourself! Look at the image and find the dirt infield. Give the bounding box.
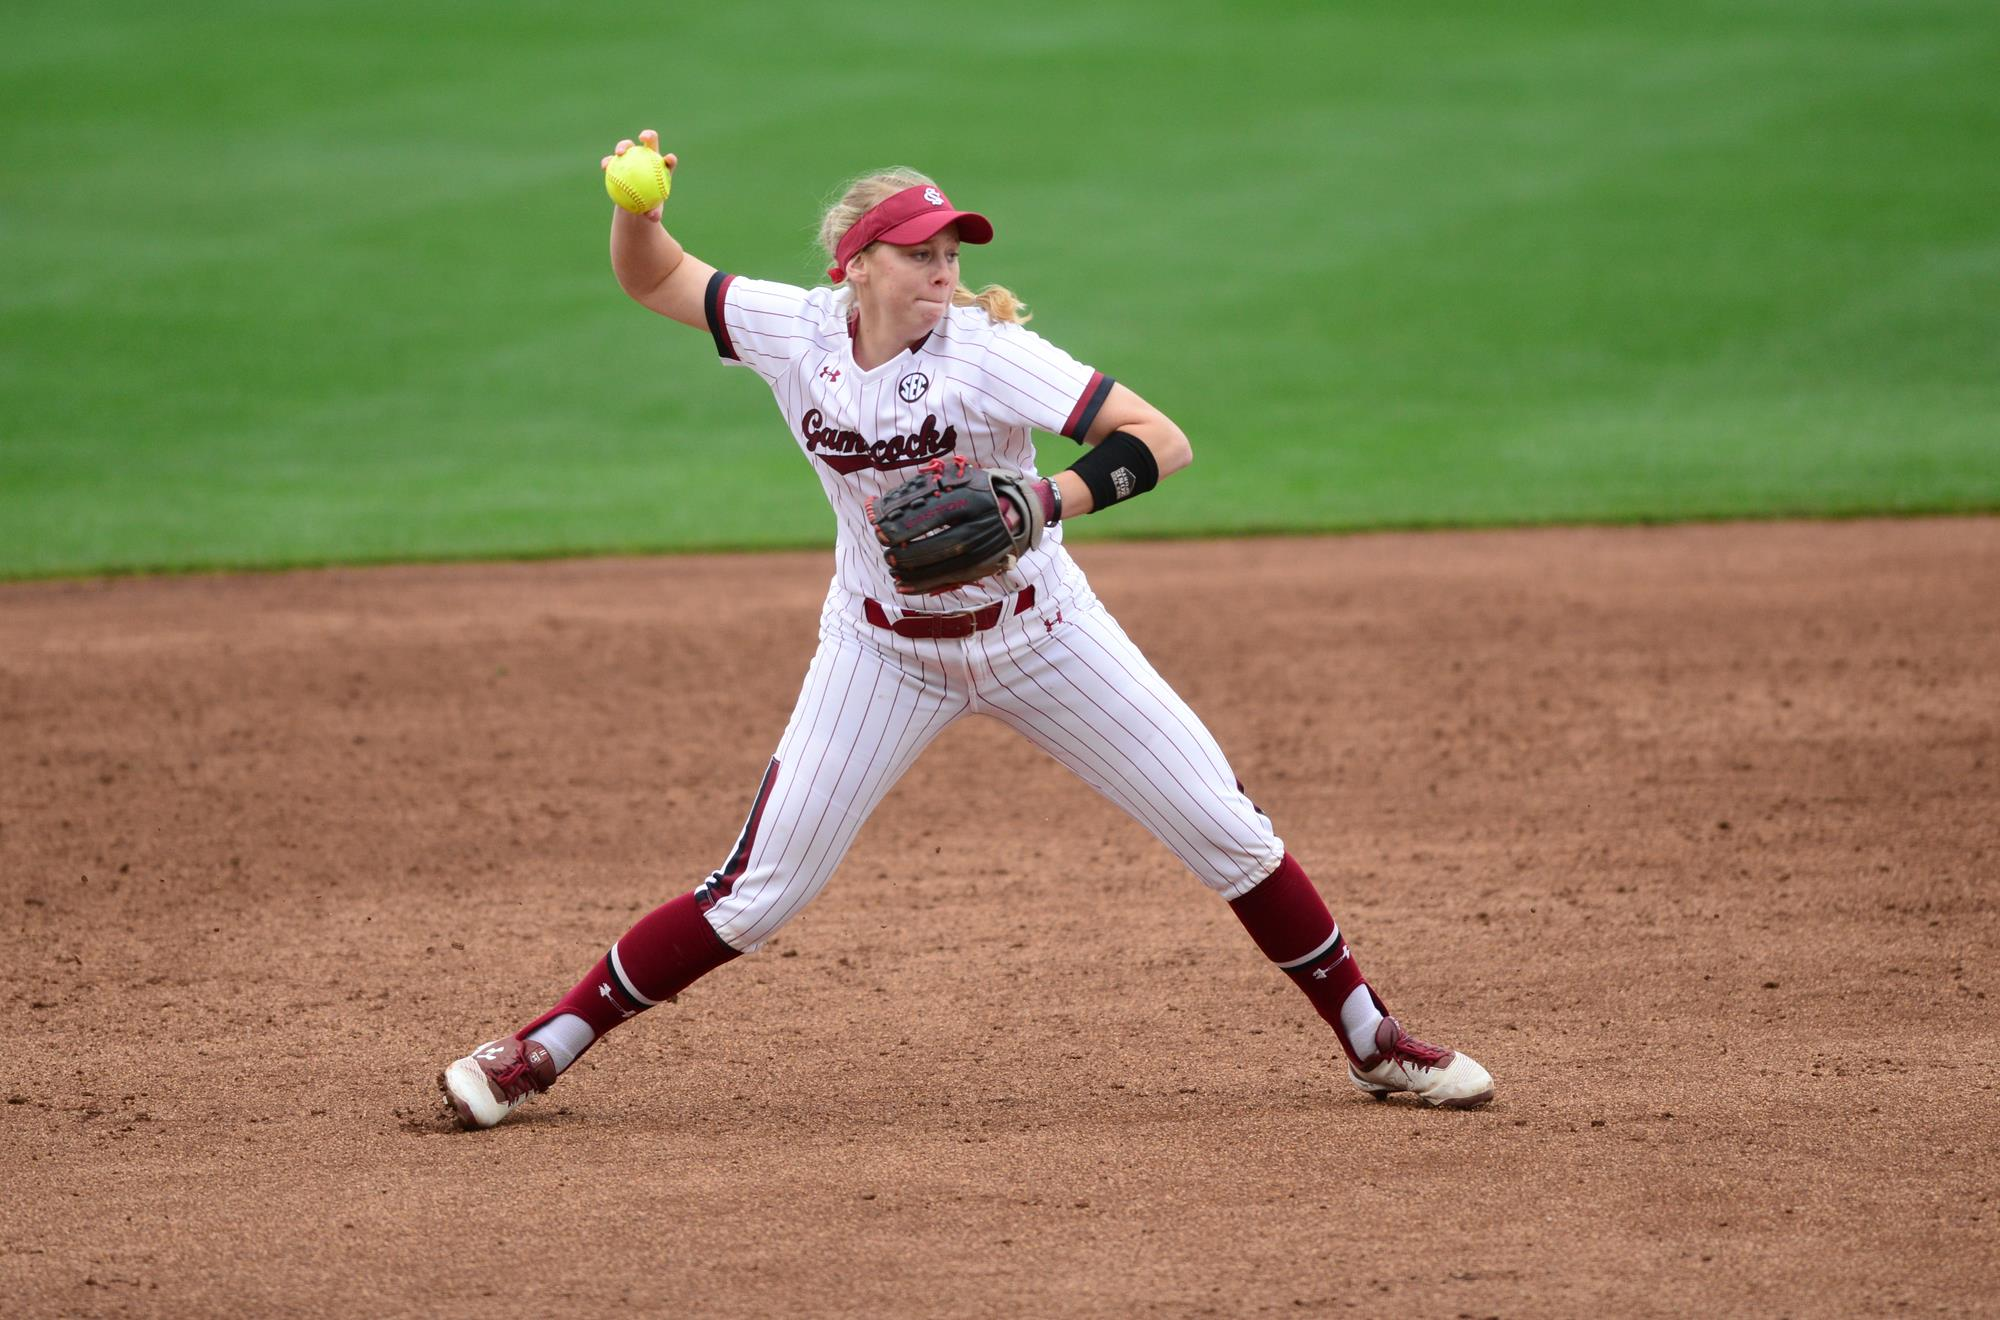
[2,519,1995,1318]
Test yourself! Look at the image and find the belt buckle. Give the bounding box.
[934,609,978,638]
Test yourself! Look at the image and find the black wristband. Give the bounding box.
[1066,431,1159,512]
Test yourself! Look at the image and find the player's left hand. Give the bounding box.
[867,458,1047,594]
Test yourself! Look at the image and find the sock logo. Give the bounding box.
[1311,947,1352,980]
[599,982,636,1020]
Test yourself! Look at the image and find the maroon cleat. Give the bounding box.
[437,1037,558,1130]
[1347,1016,1495,1109]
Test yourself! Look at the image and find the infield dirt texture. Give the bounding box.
[3,522,1996,1316]
[5,0,1999,1315]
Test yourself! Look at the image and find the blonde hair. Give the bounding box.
[818,168,1030,325]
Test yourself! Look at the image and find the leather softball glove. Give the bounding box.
[867,457,1046,595]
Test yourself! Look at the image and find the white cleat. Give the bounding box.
[438,1037,558,1130]
[1347,1016,1495,1109]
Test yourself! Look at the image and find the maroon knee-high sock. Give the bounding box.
[1227,853,1387,1067]
[515,892,740,1059]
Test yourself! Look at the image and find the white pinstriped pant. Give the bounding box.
[697,586,1286,951]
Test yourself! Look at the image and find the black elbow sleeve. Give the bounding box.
[1066,431,1159,511]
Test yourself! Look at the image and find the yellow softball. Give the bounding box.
[605,143,671,214]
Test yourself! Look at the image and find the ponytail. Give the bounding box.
[952,282,1030,325]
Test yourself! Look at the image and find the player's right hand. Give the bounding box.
[601,129,677,222]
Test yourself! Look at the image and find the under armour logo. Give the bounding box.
[1311,948,1352,979]
[599,983,636,1019]
[923,187,944,206]
[1045,608,1063,635]
[473,1042,507,1061]
[818,365,841,384]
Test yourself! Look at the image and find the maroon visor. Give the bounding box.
[827,184,994,283]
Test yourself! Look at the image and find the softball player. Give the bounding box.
[439,130,1494,1128]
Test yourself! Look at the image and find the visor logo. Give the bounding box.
[923,187,944,206]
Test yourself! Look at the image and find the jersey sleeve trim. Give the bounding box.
[1060,371,1115,443]
[704,271,738,361]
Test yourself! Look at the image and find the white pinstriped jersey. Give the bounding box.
[703,273,1115,610]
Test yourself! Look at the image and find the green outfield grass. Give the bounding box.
[3,0,1996,577]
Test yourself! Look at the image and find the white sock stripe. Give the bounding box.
[1277,927,1343,971]
[607,943,660,1007]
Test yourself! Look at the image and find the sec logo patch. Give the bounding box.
[897,372,930,403]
